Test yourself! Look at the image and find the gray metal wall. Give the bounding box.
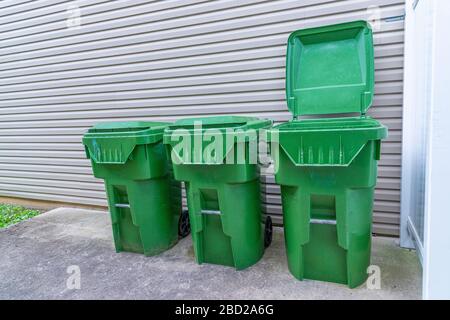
[0,0,404,236]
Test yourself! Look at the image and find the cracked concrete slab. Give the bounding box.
[0,207,422,299]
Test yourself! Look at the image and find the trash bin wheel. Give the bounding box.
[178,210,190,238]
[264,215,273,248]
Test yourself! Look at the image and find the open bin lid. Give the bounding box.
[285,20,374,117]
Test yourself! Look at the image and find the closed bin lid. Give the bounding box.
[167,116,251,130]
[163,116,272,165]
[164,116,272,136]
[165,115,273,130]
[85,121,169,136]
[285,20,374,117]
[82,121,170,164]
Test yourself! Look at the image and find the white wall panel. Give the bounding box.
[0,0,405,236]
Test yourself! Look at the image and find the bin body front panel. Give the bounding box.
[104,172,181,256]
[175,163,264,270]
[84,125,182,257]
[163,115,270,269]
[275,138,379,288]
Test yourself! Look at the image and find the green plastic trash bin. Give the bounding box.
[269,21,388,288]
[82,121,185,256]
[163,116,273,270]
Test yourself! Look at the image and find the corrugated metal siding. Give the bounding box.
[0,0,404,236]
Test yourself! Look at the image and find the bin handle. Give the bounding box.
[310,218,336,225]
[201,209,221,215]
[115,203,130,209]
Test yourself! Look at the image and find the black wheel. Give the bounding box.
[264,215,273,248]
[178,210,190,238]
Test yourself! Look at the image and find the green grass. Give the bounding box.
[0,204,41,228]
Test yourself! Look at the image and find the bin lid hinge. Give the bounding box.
[361,91,372,115]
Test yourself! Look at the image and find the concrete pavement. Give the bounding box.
[0,207,421,299]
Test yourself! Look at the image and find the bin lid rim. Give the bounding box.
[270,116,385,132]
[86,121,170,132]
[165,115,270,131]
